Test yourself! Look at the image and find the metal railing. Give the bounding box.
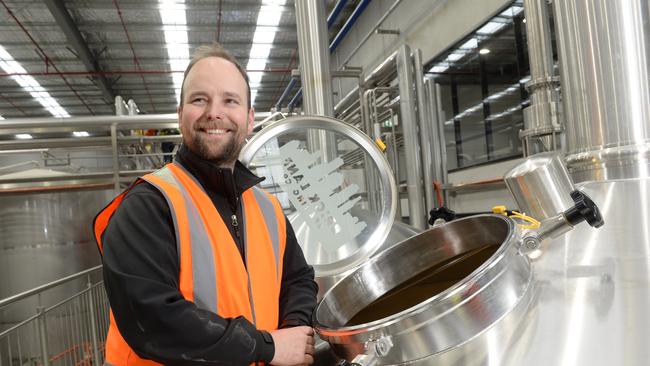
[0,266,108,366]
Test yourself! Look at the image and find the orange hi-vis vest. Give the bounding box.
[94,162,287,365]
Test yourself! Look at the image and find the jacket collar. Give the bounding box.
[173,144,264,200]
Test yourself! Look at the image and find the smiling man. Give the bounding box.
[94,43,318,366]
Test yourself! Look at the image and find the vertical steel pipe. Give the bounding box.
[520,0,562,156]
[396,45,426,229]
[553,0,650,181]
[413,49,435,215]
[295,0,334,116]
[425,79,447,191]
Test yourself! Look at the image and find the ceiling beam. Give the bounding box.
[43,0,115,103]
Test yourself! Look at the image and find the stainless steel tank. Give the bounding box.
[315,214,534,365]
[314,182,602,365]
[0,186,114,327]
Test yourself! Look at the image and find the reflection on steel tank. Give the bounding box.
[0,188,114,327]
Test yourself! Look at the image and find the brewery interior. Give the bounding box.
[0,0,646,365]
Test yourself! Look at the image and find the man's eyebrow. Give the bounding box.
[223,91,243,100]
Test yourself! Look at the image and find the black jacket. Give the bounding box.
[100,145,318,365]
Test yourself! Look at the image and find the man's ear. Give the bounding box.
[247,107,255,135]
[177,105,183,127]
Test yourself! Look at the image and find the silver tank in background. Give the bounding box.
[502,0,650,364]
[0,185,114,328]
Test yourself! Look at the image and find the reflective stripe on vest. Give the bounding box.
[94,162,286,365]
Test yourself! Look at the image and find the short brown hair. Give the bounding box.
[179,43,251,109]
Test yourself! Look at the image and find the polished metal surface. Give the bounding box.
[0,189,113,323]
[504,152,575,220]
[498,178,650,365]
[413,49,436,214]
[295,0,334,116]
[521,0,562,156]
[315,215,533,365]
[396,45,426,229]
[425,80,448,187]
[553,0,650,180]
[239,115,398,279]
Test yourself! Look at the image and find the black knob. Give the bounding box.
[429,206,456,224]
[564,190,604,228]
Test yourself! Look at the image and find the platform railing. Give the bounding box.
[0,266,108,366]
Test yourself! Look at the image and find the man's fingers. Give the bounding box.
[307,335,315,345]
[306,344,315,356]
[304,354,314,365]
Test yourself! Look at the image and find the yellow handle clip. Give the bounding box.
[491,205,540,229]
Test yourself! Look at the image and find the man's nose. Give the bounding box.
[205,101,223,121]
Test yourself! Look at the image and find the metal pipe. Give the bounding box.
[520,0,562,156]
[553,0,650,181]
[0,113,178,130]
[295,0,334,116]
[413,49,434,215]
[396,45,426,229]
[288,0,373,109]
[425,80,447,187]
[327,0,350,28]
[333,50,399,114]
[0,266,103,309]
[274,78,297,111]
[329,0,372,51]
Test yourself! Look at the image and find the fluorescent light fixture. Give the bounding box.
[429,64,449,73]
[0,45,70,118]
[16,134,33,139]
[479,48,491,55]
[246,0,287,105]
[477,21,506,35]
[499,5,525,18]
[159,0,190,103]
[459,38,478,50]
[446,52,465,62]
[73,131,90,137]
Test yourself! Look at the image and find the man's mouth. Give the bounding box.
[198,127,231,135]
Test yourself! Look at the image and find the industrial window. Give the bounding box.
[425,0,557,171]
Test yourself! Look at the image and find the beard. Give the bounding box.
[183,122,245,166]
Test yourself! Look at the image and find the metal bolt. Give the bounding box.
[373,337,393,357]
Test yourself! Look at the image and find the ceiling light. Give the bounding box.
[16,134,33,139]
[0,45,70,118]
[73,131,90,137]
[477,21,506,35]
[480,48,491,55]
[159,0,189,104]
[429,64,449,73]
[246,0,287,105]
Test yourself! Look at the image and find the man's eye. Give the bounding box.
[192,97,207,104]
[226,98,239,105]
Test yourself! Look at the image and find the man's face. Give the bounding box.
[178,57,254,167]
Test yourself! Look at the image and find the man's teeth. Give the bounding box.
[206,129,227,134]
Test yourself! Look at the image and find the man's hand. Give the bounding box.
[269,326,315,365]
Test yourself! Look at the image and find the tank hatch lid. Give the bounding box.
[239,115,397,277]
